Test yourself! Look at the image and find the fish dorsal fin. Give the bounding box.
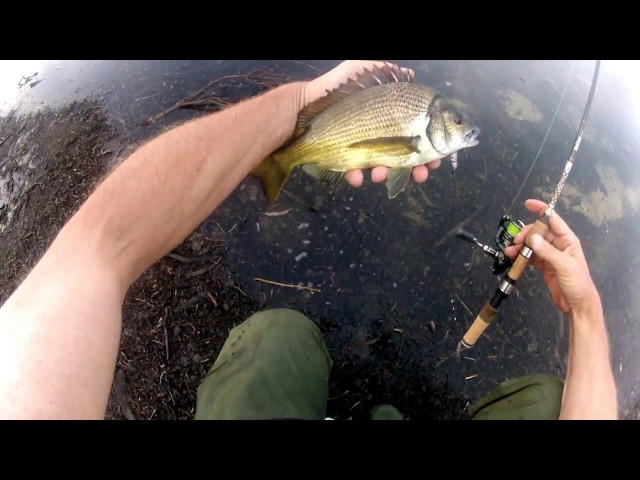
[294,62,411,137]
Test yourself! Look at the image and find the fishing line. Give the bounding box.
[548,59,600,210]
[453,60,464,97]
[456,59,601,350]
[506,60,576,214]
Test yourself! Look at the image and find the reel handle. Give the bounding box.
[456,228,478,244]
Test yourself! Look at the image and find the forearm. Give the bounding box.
[559,295,618,419]
[0,81,305,418]
[63,81,305,290]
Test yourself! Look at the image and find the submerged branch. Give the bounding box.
[143,68,290,125]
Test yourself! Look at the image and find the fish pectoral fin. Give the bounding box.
[386,167,413,199]
[348,136,421,156]
[302,164,345,186]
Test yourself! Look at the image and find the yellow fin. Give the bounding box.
[250,153,293,205]
[348,136,421,156]
[294,62,411,138]
[386,167,412,199]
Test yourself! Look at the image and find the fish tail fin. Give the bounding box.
[251,152,293,205]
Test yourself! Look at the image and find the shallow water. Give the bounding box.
[2,59,639,418]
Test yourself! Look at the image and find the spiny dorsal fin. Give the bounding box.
[294,62,411,138]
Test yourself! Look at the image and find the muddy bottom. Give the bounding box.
[2,60,638,420]
[0,96,469,420]
[0,101,266,420]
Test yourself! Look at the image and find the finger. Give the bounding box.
[412,165,429,183]
[528,233,566,271]
[523,199,549,216]
[514,223,555,247]
[503,243,546,272]
[513,224,533,245]
[547,211,579,249]
[506,239,544,267]
[524,199,576,242]
[528,255,546,272]
[503,241,548,273]
[345,170,364,187]
[426,159,441,170]
[371,166,388,183]
[504,244,521,259]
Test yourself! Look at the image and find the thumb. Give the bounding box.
[529,233,564,269]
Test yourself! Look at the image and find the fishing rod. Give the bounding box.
[456,59,601,350]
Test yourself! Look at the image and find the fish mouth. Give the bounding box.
[464,126,480,147]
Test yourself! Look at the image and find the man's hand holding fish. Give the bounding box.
[252,60,480,204]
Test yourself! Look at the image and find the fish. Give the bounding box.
[251,63,480,205]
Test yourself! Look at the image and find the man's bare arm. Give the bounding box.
[561,297,617,419]
[0,61,435,419]
[0,81,306,419]
[507,199,618,419]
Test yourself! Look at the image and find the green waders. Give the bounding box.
[195,309,563,420]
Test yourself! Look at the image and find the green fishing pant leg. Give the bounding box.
[467,373,564,420]
[195,308,332,420]
[370,404,405,420]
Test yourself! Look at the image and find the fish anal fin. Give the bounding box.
[386,167,412,199]
[302,164,344,186]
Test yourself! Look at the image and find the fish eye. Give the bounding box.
[454,114,464,126]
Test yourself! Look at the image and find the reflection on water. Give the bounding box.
[1,60,639,418]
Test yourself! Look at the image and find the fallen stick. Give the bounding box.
[254,277,320,293]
